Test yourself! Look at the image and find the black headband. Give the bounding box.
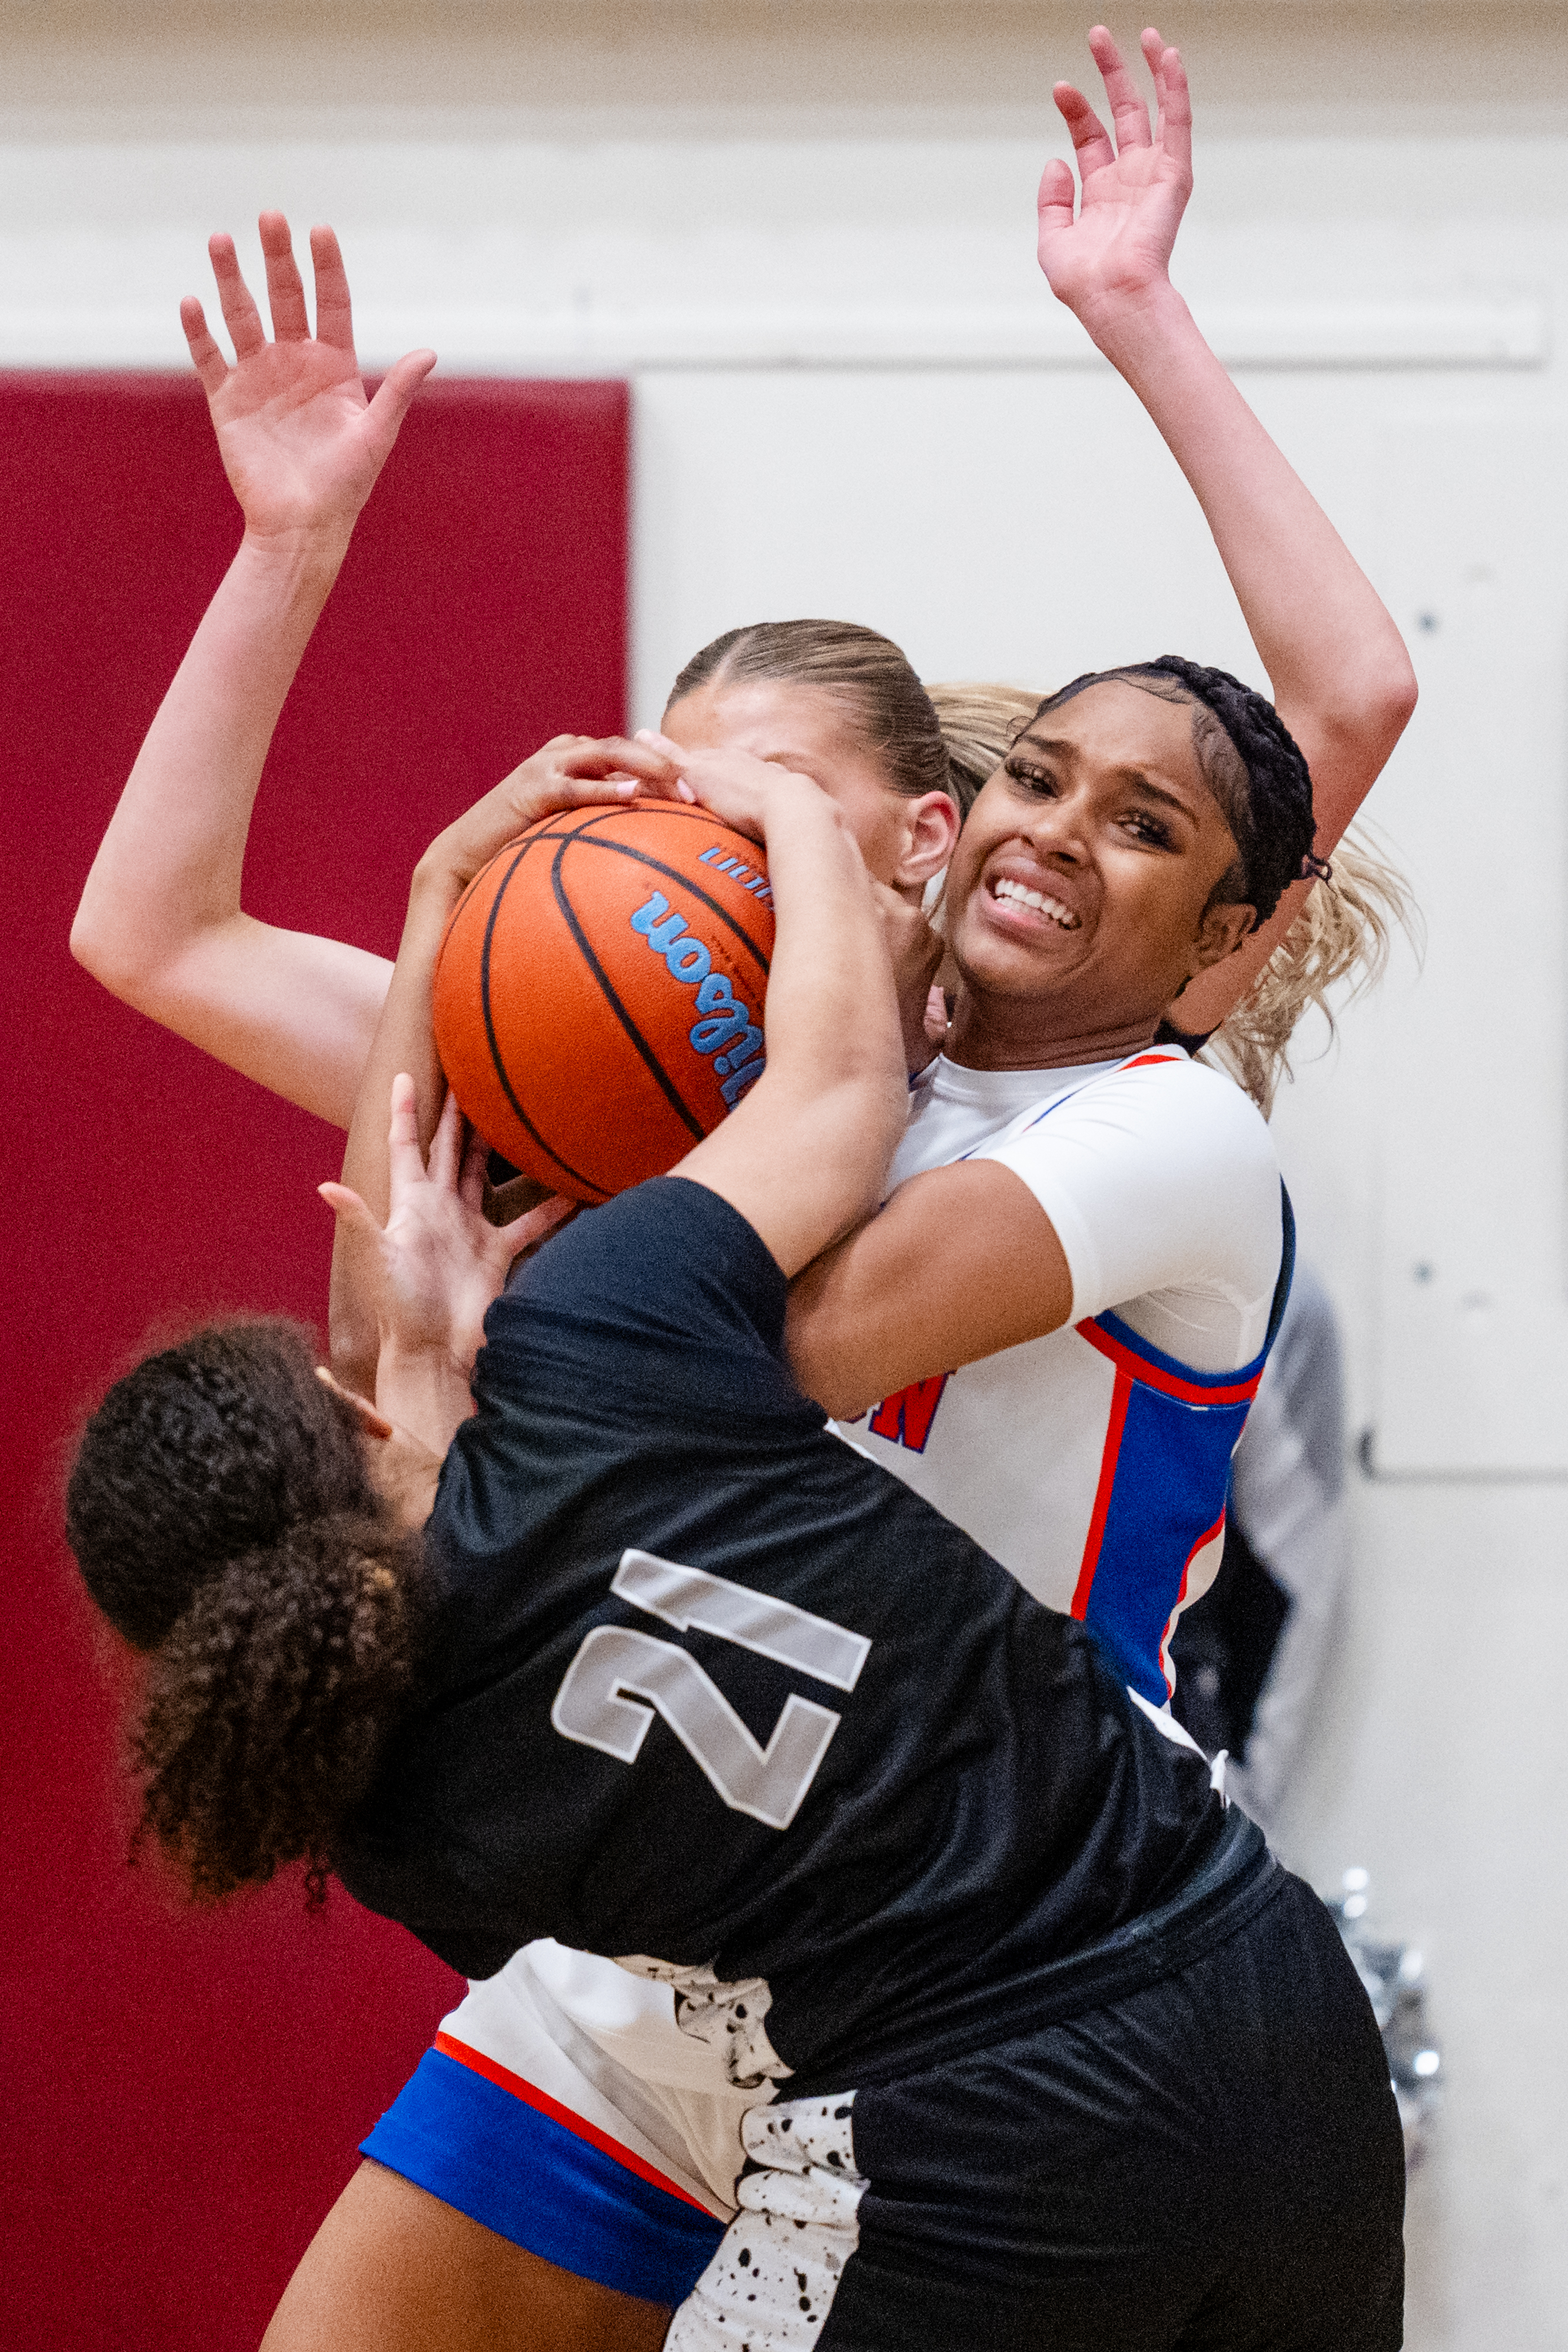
[1038,658,1323,923]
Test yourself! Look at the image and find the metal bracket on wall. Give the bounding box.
[1357,1428,1568,1485]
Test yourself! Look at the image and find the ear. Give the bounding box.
[315,1364,394,1441]
[891,791,961,890]
[1188,899,1258,977]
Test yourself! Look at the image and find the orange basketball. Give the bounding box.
[433,801,775,1203]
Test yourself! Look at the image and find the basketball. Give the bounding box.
[432,800,775,1202]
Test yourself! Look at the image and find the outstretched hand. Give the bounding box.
[182,212,436,545]
[321,1078,572,1379]
[1038,26,1193,335]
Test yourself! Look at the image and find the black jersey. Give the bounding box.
[336,1178,1225,2090]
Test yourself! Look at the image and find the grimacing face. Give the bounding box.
[944,680,1256,1047]
[660,677,957,894]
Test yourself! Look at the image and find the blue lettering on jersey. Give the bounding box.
[630,892,767,1107]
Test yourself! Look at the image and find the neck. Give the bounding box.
[943,985,1160,1074]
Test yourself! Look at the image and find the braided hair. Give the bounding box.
[65,1319,425,1902]
[1033,657,1320,926]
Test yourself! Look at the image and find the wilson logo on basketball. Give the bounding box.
[432,801,774,1204]
[630,889,766,1108]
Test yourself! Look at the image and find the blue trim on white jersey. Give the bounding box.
[362,2049,725,2304]
[1091,1304,1270,1391]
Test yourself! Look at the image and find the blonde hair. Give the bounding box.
[923,679,1416,1116]
[924,681,1038,814]
[1206,822,1419,1115]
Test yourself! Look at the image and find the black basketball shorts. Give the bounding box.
[668,1865,1406,2351]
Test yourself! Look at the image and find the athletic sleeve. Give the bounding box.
[477,1172,821,1437]
[977,1055,1282,1371]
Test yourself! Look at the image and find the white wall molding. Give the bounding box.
[7,295,1543,375]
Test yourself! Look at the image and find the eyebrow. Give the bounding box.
[1012,731,1199,823]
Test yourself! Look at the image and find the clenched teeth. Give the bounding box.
[992,877,1079,930]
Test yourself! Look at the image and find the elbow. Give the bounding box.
[1356,640,1419,759]
[1379,647,1419,743]
[69,895,146,1003]
[785,1313,874,1425]
[69,894,117,985]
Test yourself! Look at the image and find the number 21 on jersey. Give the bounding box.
[551,1550,871,1830]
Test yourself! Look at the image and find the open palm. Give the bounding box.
[1037,27,1193,326]
[182,212,435,543]
[323,1080,571,1375]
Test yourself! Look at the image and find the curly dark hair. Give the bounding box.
[1031,658,1319,926]
[65,1319,426,1903]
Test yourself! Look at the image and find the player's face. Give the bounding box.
[944,682,1255,1045]
[661,679,952,890]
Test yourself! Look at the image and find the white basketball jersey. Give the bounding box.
[839,1048,1283,1705]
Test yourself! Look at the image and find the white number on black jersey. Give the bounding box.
[551,1550,871,1830]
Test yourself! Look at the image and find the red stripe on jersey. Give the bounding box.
[1118,1051,1185,1071]
[432,2031,716,2213]
[1075,1319,1265,1406]
[1072,1367,1132,1620]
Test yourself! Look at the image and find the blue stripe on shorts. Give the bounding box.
[362,2046,726,2306]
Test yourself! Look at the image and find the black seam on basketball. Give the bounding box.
[477,840,608,1199]
[549,838,707,1142]
[524,808,772,974]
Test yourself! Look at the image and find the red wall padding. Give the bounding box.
[0,373,628,2348]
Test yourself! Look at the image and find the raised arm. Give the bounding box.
[69,217,434,1126]
[1040,28,1417,1034]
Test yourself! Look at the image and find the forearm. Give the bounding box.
[373,1342,473,1461]
[677,780,907,1276]
[71,527,392,1124]
[329,861,456,1385]
[758,786,906,1104]
[1088,286,1416,842]
[75,528,345,954]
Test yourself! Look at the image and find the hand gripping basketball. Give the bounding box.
[433,799,777,1203]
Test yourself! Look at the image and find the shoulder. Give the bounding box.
[998,1051,1275,1175]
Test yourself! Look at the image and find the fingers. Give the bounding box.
[206,232,268,360]
[427,1085,464,1192]
[634,727,698,799]
[180,296,230,397]
[318,1179,382,1244]
[459,1123,492,1212]
[1088,24,1152,150]
[564,734,686,790]
[385,1071,429,1199]
[1142,30,1191,171]
[1052,83,1118,183]
[309,223,356,354]
[363,346,439,460]
[258,211,310,343]
[313,1363,394,1441]
[1036,157,1079,243]
[499,1192,576,1257]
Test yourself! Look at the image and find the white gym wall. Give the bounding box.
[5,3,1565,2340]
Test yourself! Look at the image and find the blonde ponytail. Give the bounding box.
[1207,821,1420,1115]
[923,682,1041,813]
